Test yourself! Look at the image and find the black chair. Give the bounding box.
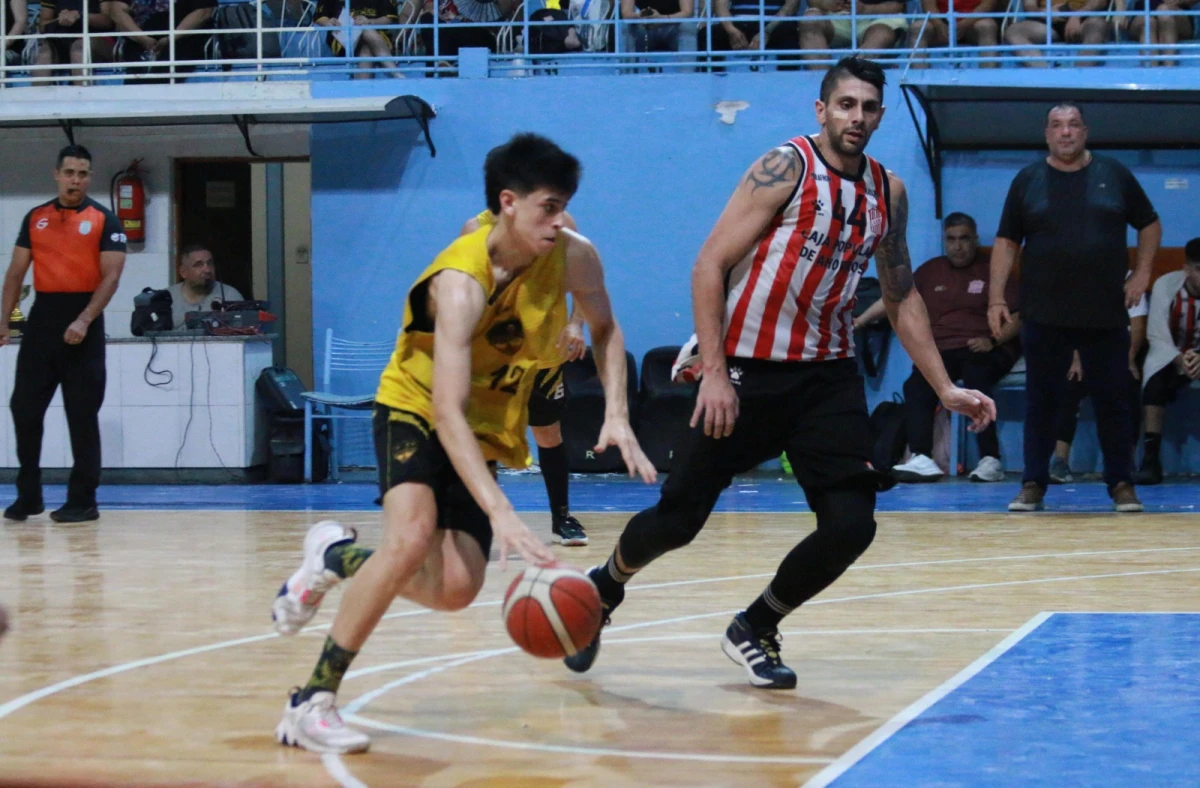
[636,346,697,472]
[560,349,638,473]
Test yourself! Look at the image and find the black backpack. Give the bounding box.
[868,393,907,472]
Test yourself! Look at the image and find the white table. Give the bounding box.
[0,335,274,469]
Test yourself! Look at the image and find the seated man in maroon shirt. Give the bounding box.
[857,212,1022,482]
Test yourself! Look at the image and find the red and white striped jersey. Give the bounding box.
[1169,285,1200,352]
[723,135,891,362]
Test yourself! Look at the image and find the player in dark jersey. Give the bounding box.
[563,57,997,688]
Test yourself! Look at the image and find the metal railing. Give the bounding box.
[2,0,1199,86]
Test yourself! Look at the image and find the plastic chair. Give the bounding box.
[302,328,394,482]
[560,348,639,472]
[636,346,697,472]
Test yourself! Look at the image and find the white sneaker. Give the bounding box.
[969,456,1005,483]
[276,690,370,754]
[892,454,944,483]
[272,520,357,636]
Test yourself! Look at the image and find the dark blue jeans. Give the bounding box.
[1022,322,1134,490]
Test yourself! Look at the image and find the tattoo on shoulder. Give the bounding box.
[745,147,799,193]
[876,185,913,303]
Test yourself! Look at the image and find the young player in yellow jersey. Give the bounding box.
[271,133,657,754]
[462,208,590,546]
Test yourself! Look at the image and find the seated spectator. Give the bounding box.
[1117,0,1195,67]
[799,0,908,67]
[314,0,400,78]
[909,0,999,67]
[528,0,581,55]
[168,244,244,328]
[622,0,692,55]
[33,0,115,84]
[856,212,1021,483]
[400,0,513,63]
[697,0,800,68]
[1003,0,1110,67]
[5,0,30,68]
[1049,270,1148,483]
[101,0,216,80]
[1134,239,1200,484]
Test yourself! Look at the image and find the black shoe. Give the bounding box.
[551,515,588,546]
[1133,458,1163,486]
[50,504,99,523]
[721,612,797,689]
[4,499,45,522]
[563,566,622,674]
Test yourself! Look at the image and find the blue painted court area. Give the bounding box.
[827,613,1200,787]
[4,474,1199,513]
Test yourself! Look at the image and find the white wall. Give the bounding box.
[0,124,308,338]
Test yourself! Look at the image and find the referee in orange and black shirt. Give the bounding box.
[1,145,127,523]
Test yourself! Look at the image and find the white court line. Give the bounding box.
[322,754,369,788]
[800,612,1054,788]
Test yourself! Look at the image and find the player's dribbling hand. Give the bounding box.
[556,322,587,362]
[691,372,739,439]
[595,418,657,483]
[63,318,89,345]
[490,509,555,570]
[987,302,1011,340]
[939,385,996,434]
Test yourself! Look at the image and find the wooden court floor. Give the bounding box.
[1,509,1198,786]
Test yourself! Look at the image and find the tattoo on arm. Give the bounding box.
[876,183,913,303]
[745,147,799,193]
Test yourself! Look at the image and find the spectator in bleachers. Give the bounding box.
[5,0,30,68]
[1004,0,1111,67]
[314,0,400,77]
[856,212,1021,483]
[101,0,216,79]
[909,0,1000,67]
[1049,271,1148,484]
[697,0,800,66]
[622,0,692,54]
[401,0,512,62]
[33,0,115,83]
[1134,238,1200,484]
[799,0,909,67]
[1118,0,1195,67]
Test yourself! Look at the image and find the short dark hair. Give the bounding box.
[943,212,977,234]
[1185,238,1200,264]
[1046,102,1085,125]
[484,133,581,215]
[56,144,92,168]
[178,243,211,263]
[820,56,886,105]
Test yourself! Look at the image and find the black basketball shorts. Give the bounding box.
[528,365,566,428]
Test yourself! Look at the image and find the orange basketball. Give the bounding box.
[503,563,602,659]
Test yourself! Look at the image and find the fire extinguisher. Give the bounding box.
[110,159,145,243]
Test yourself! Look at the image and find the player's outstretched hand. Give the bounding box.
[555,322,587,362]
[490,509,555,570]
[691,372,739,439]
[595,418,657,483]
[940,386,997,434]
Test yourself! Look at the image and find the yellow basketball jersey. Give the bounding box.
[376,224,569,467]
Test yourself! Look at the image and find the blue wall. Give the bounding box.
[309,73,1199,473]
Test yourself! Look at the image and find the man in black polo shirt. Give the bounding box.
[988,103,1160,513]
[1,145,127,523]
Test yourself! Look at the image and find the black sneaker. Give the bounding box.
[551,515,588,546]
[721,612,797,689]
[563,565,622,673]
[1133,457,1163,486]
[4,499,45,522]
[50,504,99,523]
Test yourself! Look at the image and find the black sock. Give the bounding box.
[1143,432,1162,463]
[324,543,374,579]
[592,551,635,602]
[539,443,570,521]
[743,585,795,634]
[297,636,358,702]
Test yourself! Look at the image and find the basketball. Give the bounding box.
[503,563,602,659]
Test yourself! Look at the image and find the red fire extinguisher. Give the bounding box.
[110,160,145,243]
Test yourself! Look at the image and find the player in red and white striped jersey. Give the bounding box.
[564,57,996,689]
